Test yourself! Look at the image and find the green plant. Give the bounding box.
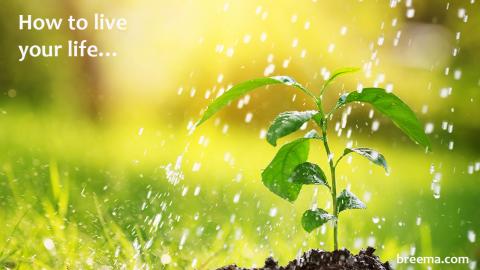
[196,67,430,250]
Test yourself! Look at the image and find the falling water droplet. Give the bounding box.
[161,254,172,265]
[245,112,253,123]
[431,172,442,199]
[243,34,251,44]
[179,230,189,250]
[454,69,462,80]
[406,8,415,18]
[269,208,277,217]
[264,64,275,76]
[416,217,422,226]
[233,193,240,203]
[425,123,434,134]
[371,120,380,132]
[468,230,476,243]
[43,238,55,251]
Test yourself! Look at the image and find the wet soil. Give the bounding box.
[217,247,392,270]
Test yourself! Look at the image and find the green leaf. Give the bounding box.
[337,189,366,214]
[291,162,329,187]
[344,148,388,173]
[261,138,311,202]
[197,76,315,126]
[337,88,431,150]
[304,129,322,139]
[321,67,360,93]
[266,111,318,146]
[301,208,336,233]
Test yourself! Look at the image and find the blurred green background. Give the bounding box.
[0,0,479,269]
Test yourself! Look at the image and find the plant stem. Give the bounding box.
[316,94,338,250]
[321,127,338,250]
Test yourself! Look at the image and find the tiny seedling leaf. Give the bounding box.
[267,111,318,146]
[261,138,311,202]
[344,148,389,173]
[301,208,336,233]
[197,76,314,126]
[336,88,431,150]
[337,189,366,214]
[291,162,329,187]
[322,67,360,93]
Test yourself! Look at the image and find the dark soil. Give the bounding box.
[217,247,392,270]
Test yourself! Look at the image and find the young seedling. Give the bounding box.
[196,68,430,250]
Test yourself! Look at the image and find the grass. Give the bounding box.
[0,108,478,269]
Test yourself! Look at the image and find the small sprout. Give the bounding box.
[197,67,430,250]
